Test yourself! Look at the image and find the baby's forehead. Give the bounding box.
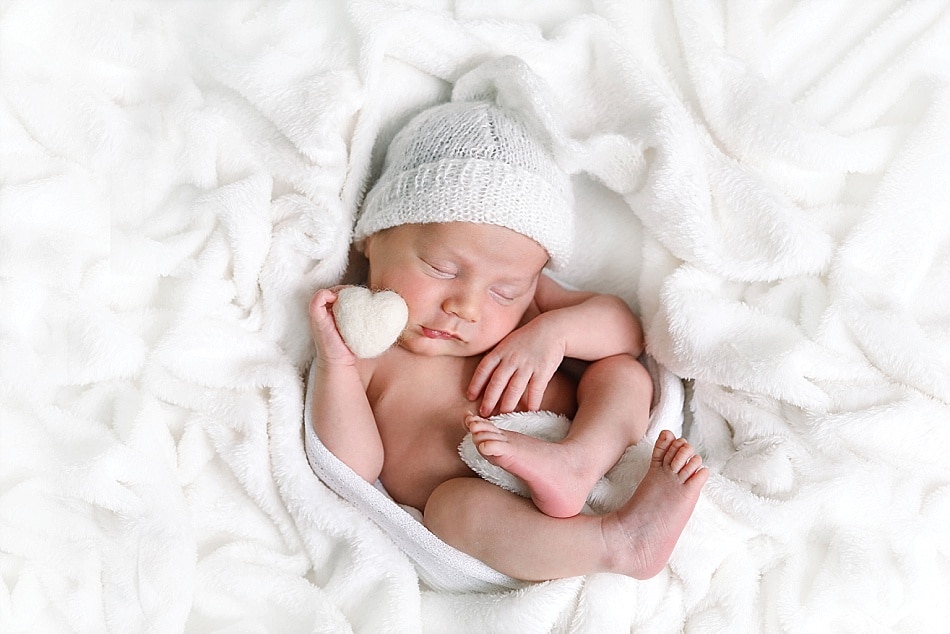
[412,222,548,275]
[420,221,544,251]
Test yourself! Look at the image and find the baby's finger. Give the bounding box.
[308,289,358,364]
[525,376,547,412]
[467,354,500,401]
[309,287,336,312]
[497,369,531,414]
[478,365,517,416]
[309,289,341,331]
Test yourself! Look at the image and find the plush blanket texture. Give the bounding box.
[2,0,949,631]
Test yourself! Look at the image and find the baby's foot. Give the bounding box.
[465,414,600,518]
[601,430,708,579]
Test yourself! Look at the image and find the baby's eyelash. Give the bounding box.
[424,261,455,278]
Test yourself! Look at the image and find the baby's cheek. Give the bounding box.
[503,307,530,334]
[394,277,433,313]
[484,319,518,350]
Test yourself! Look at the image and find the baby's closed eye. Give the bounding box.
[491,288,521,302]
[422,259,457,279]
[490,288,516,303]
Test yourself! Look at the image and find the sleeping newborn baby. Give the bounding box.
[308,96,707,582]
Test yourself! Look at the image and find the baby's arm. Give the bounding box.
[532,273,644,360]
[309,288,384,483]
[468,274,644,415]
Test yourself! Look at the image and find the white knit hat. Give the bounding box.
[354,100,574,269]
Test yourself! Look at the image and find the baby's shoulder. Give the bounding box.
[357,345,437,386]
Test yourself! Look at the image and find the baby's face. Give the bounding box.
[363,222,548,357]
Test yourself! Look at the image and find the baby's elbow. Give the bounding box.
[351,450,385,485]
[322,437,384,485]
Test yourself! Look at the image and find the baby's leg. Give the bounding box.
[425,431,707,581]
[469,354,651,517]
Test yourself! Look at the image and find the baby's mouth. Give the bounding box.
[421,326,460,341]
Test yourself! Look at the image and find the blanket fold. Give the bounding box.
[3,0,949,631]
[298,353,684,593]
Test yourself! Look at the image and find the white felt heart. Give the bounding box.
[332,286,408,358]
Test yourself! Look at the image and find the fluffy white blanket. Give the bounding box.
[2,0,949,631]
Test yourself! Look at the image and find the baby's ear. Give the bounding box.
[332,286,408,358]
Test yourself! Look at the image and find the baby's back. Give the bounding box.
[364,346,577,511]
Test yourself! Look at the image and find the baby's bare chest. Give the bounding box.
[366,354,481,509]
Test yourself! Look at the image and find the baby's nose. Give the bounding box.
[443,292,479,322]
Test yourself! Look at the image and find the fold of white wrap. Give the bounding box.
[302,354,684,590]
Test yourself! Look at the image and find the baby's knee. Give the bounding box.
[583,354,653,401]
[423,478,483,546]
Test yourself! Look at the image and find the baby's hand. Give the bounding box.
[309,287,357,368]
[467,318,565,416]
